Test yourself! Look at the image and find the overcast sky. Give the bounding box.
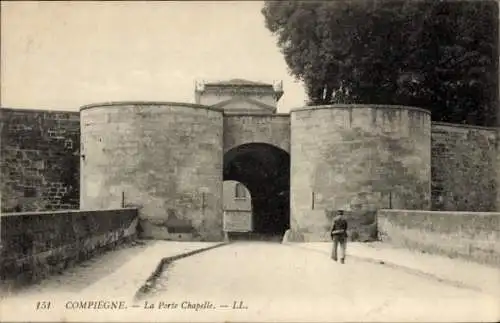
[1,1,307,113]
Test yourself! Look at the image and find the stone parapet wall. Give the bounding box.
[0,108,80,212]
[377,209,500,266]
[0,208,138,287]
[283,209,377,243]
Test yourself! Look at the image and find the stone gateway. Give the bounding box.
[1,79,499,241]
[80,80,430,241]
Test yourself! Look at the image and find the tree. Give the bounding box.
[262,0,498,127]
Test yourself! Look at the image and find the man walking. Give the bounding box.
[330,210,348,264]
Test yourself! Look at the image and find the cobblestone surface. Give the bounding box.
[1,241,498,322]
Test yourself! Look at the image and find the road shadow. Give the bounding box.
[227,232,284,243]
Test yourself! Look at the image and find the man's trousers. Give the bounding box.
[331,236,347,261]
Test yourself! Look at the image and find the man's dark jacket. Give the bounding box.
[331,217,348,240]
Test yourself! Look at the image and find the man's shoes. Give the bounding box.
[332,257,337,261]
[340,258,345,264]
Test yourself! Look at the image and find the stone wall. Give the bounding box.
[283,209,377,243]
[217,99,274,114]
[223,180,251,211]
[0,208,138,287]
[290,105,431,239]
[0,108,80,212]
[223,114,291,153]
[377,209,500,266]
[497,134,500,212]
[196,87,279,108]
[80,102,224,241]
[1,103,499,243]
[431,122,498,212]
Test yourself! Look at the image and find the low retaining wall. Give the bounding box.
[0,208,138,287]
[285,210,377,242]
[377,209,500,266]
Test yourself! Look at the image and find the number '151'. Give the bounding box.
[36,301,51,310]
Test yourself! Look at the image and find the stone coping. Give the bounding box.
[204,80,273,87]
[432,121,499,131]
[80,101,224,113]
[0,207,138,217]
[379,209,500,216]
[290,104,430,115]
[0,107,79,114]
[223,113,290,117]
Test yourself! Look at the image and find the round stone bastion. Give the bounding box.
[80,102,224,241]
[289,104,431,238]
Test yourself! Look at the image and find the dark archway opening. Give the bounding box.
[223,143,290,240]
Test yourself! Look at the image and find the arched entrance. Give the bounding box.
[223,143,290,240]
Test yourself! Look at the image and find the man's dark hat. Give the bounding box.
[337,210,345,215]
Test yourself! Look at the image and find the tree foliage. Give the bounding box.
[262,0,498,126]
